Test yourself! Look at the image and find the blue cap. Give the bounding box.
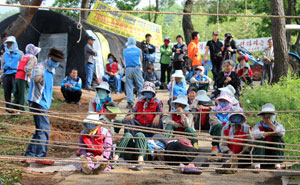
[87,36,95,41]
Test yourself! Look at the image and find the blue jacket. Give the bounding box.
[60,75,82,91]
[3,41,22,75]
[123,47,142,68]
[172,82,187,97]
[195,75,209,87]
[27,60,54,110]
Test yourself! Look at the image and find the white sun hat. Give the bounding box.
[172,70,185,78]
[195,90,211,102]
[172,95,189,107]
[95,82,111,92]
[257,103,277,116]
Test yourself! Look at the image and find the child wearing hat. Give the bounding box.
[191,90,212,131]
[88,82,112,114]
[237,63,253,86]
[212,60,240,99]
[190,66,212,92]
[163,95,198,148]
[209,92,234,153]
[252,103,285,171]
[218,107,252,173]
[13,43,41,111]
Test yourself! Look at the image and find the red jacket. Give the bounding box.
[135,98,160,126]
[171,114,188,132]
[237,68,253,78]
[106,62,119,73]
[258,123,274,142]
[81,126,105,156]
[223,125,247,154]
[15,56,30,80]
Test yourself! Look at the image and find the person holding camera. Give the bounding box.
[204,31,223,84]
[140,33,156,73]
[222,33,238,62]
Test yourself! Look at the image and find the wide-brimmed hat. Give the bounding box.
[4,36,16,43]
[172,95,189,107]
[257,103,277,116]
[82,113,100,132]
[172,70,185,78]
[95,82,111,92]
[25,44,41,56]
[218,85,239,105]
[105,102,122,114]
[48,47,64,63]
[195,90,211,102]
[216,92,233,103]
[141,81,156,94]
[229,107,246,123]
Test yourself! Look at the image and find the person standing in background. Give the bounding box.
[84,36,97,90]
[172,35,188,73]
[160,37,172,89]
[2,36,22,112]
[188,32,202,75]
[204,31,223,85]
[261,39,274,85]
[140,33,156,73]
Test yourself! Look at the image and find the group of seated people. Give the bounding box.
[77,63,285,175]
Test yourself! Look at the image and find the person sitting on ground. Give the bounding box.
[218,85,240,107]
[252,103,285,171]
[144,64,161,88]
[79,107,117,174]
[217,107,252,173]
[235,55,248,71]
[13,44,40,111]
[163,95,198,148]
[187,87,197,105]
[190,66,212,92]
[112,81,163,171]
[191,90,212,131]
[168,70,187,110]
[211,60,240,99]
[209,93,234,154]
[102,53,122,93]
[61,68,82,105]
[88,82,112,114]
[237,63,253,87]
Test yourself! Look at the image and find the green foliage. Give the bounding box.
[53,0,81,18]
[0,167,22,185]
[240,76,300,156]
[103,0,141,10]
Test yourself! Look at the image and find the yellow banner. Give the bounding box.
[87,0,163,46]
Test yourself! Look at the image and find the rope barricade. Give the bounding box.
[0,3,299,19]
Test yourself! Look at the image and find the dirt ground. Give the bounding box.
[0,86,286,185]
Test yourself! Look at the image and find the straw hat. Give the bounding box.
[172,70,185,78]
[257,103,277,116]
[195,90,211,102]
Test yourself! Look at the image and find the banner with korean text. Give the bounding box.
[87,0,163,46]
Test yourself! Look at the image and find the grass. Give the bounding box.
[240,75,300,158]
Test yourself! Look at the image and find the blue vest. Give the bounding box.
[123,47,141,67]
[173,82,187,97]
[3,50,21,75]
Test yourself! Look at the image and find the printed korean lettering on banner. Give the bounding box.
[87,0,163,46]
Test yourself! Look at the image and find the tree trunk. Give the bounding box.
[148,0,151,22]
[81,0,90,20]
[153,0,159,23]
[270,0,289,83]
[182,0,194,45]
[3,0,42,41]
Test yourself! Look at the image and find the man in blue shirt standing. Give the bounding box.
[24,47,64,165]
[123,37,144,109]
[60,68,82,105]
[2,36,22,111]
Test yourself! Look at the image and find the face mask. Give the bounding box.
[97,89,109,100]
[83,123,97,132]
[108,58,114,63]
[177,44,182,47]
[219,101,229,108]
[230,114,243,124]
[8,47,14,52]
[144,92,154,100]
[47,58,60,69]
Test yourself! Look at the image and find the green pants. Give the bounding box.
[12,79,29,111]
[209,124,223,146]
[116,132,150,160]
[165,125,198,145]
[253,136,285,163]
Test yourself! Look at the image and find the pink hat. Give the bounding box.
[216,92,233,103]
